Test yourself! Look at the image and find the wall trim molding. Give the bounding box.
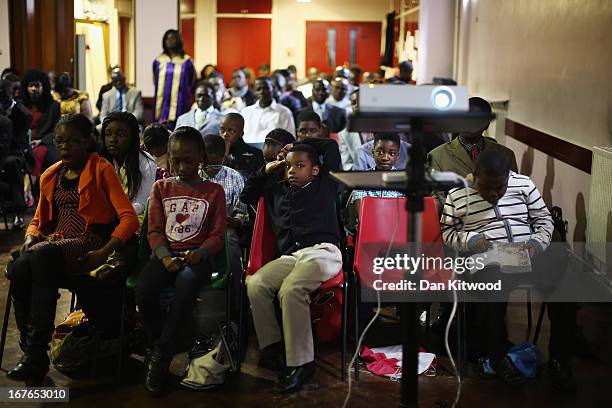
[505,118,592,174]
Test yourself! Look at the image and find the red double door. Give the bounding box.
[215,19,381,79]
[305,21,382,74]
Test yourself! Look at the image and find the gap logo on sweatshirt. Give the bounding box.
[163,196,209,242]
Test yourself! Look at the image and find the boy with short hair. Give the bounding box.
[262,128,295,163]
[241,137,342,394]
[296,110,324,141]
[143,123,171,173]
[200,133,248,300]
[221,112,265,180]
[440,149,575,390]
[345,133,405,232]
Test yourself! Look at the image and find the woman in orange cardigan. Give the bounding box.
[6,114,138,385]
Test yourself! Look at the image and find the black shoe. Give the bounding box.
[273,361,315,394]
[12,216,25,230]
[7,351,49,383]
[494,356,525,387]
[144,346,171,396]
[549,359,576,392]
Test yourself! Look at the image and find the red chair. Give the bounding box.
[243,197,348,381]
[351,196,448,380]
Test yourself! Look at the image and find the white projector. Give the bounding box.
[358,84,469,113]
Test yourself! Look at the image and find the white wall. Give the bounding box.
[417,0,455,84]
[460,0,612,240]
[194,0,216,70]
[0,0,10,70]
[135,0,178,97]
[271,0,390,76]
[462,0,612,149]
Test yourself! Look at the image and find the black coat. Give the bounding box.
[302,101,347,133]
[8,102,33,155]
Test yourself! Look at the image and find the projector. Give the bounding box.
[358,84,469,113]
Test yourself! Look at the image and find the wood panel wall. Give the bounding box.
[9,0,75,78]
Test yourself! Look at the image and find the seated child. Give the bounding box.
[440,149,575,390]
[101,112,157,215]
[262,128,295,163]
[136,126,226,395]
[199,133,248,306]
[296,110,325,141]
[240,137,343,394]
[345,133,405,233]
[6,114,138,385]
[142,122,172,175]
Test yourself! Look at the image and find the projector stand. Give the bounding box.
[400,119,426,408]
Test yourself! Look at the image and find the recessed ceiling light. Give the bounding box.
[297,0,312,3]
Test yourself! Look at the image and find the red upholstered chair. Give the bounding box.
[243,197,348,381]
[351,196,448,380]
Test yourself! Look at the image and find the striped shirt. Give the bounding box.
[199,165,249,224]
[147,177,226,260]
[440,172,553,254]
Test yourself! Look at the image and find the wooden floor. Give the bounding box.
[1,217,611,408]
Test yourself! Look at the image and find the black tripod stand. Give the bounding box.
[332,109,494,407]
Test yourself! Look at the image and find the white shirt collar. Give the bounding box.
[256,100,277,110]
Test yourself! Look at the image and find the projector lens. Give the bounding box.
[431,86,456,111]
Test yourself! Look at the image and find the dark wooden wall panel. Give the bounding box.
[505,118,592,174]
[9,0,74,78]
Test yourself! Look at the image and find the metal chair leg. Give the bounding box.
[533,302,547,345]
[70,292,77,312]
[0,283,13,367]
[0,198,9,230]
[354,273,360,382]
[116,285,128,381]
[90,330,101,379]
[341,271,348,382]
[527,288,533,331]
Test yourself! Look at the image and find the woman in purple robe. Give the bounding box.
[152,29,196,129]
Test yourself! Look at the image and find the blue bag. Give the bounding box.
[506,343,541,378]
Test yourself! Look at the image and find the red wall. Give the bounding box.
[216,17,271,80]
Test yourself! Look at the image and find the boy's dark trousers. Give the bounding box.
[136,257,212,352]
[468,260,576,364]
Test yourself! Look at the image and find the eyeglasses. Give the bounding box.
[53,138,82,147]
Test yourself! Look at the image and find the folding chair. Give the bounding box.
[351,196,445,380]
[240,196,348,381]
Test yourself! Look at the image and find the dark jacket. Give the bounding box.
[243,89,257,107]
[0,114,12,160]
[240,137,341,255]
[28,101,61,146]
[8,102,33,155]
[226,138,265,180]
[302,101,347,133]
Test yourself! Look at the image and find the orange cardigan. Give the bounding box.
[26,153,139,243]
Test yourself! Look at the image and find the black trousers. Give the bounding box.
[467,258,576,363]
[1,155,26,214]
[135,257,212,352]
[6,246,124,348]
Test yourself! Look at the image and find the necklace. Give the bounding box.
[64,169,80,180]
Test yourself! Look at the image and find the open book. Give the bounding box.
[467,242,532,274]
